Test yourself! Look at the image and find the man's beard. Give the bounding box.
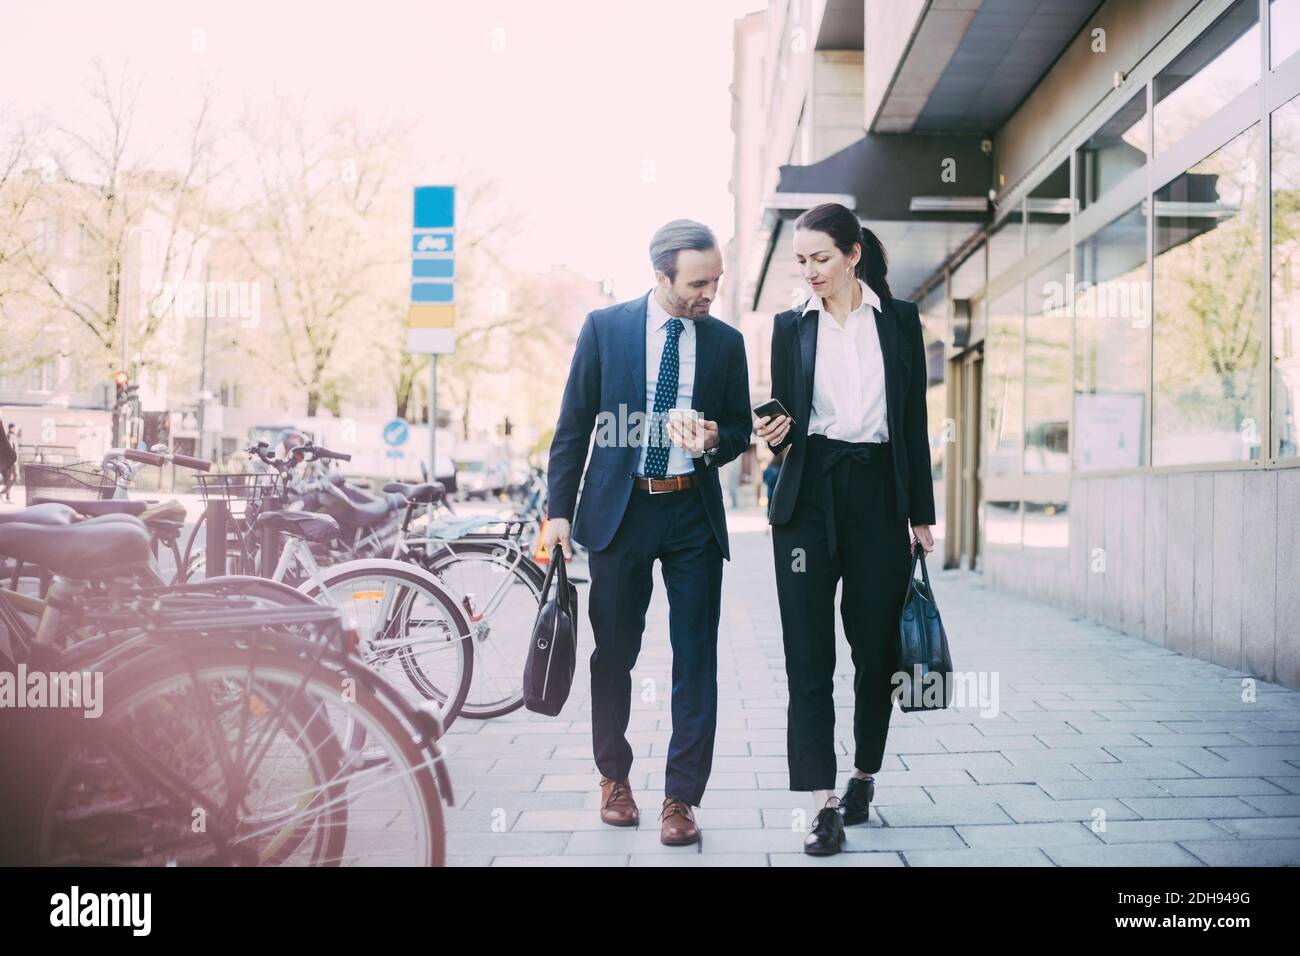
[668,292,704,318]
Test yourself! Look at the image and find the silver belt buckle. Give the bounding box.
[646,476,670,495]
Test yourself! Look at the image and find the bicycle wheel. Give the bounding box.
[422,541,545,718]
[42,575,387,804]
[302,563,473,730]
[177,513,255,582]
[33,636,445,866]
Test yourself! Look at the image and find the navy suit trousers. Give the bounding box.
[586,483,723,807]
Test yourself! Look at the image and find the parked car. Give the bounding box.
[455,458,491,499]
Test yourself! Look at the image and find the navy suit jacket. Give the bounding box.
[765,293,936,528]
[547,292,752,560]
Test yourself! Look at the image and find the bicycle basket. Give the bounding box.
[22,461,116,505]
[193,472,279,517]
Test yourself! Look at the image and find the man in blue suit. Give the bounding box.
[544,220,752,846]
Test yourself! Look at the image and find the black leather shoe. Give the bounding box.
[803,805,846,855]
[841,776,874,825]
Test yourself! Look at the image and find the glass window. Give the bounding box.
[1023,500,1068,549]
[28,362,55,392]
[1153,123,1265,465]
[1026,159,1071,248]
[1024,254,1071,474]
[951,244,986,301]
[1271,0,1300,67]
[988,205,1023,283]
[920,281,947,344]
[1153,0,1260,155]
[1272,93,1300,457]
[1074,202,1150,470]
[984,284,1023,478]
[983,500,1022,547]
[1076,90,1147,213]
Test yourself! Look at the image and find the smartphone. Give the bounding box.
[752,398,795,425]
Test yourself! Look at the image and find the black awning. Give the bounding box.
[753,133,995,307]
[770,133,994,223]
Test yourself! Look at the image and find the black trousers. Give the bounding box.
[771,435,912,791]
[586,484,723,806]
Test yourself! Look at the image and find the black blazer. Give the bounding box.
[765,292,936,527]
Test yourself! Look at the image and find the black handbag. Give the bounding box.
[895,542,954,712]
[522,549,579,716]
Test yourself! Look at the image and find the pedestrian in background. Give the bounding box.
[0,419,17,503]
[762,457,781,508]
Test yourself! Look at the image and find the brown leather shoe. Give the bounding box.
[598,776,640,826]
[659,797,700,846]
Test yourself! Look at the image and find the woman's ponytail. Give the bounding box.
[855,225,892,304]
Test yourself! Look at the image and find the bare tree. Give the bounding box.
[232,97,415,417]
[14,61,218,387]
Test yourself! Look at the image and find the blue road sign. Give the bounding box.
[382,418,410,447]
[412,259,454,278]
[413,186,455,230]
[409,185,456,355]
[413,233,454,254]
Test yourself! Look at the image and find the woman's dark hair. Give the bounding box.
[794,202,892,303]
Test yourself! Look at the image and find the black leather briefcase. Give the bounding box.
[895,542,954,712]
[522,549,579,716]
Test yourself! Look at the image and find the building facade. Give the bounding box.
[733,0,1300,690]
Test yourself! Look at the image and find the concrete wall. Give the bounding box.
[994,0,1200,199]
[811,50,866,160]
[863,0,929,131]
[982,468,1300,691]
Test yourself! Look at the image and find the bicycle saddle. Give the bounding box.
[254,510,340,544]
[381,481,444,504]
[30,496,151,517]
[0,503,78,526]
[0,515,152,577]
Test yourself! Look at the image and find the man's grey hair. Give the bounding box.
[649,219,718,280]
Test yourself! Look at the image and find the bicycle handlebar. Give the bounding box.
[287,442,352,464]
[121,448,166,467]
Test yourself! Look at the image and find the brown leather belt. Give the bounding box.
[632,473,699,494]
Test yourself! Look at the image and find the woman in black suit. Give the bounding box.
[754,202,936,856]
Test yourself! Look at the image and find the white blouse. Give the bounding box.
[805,278,890,443]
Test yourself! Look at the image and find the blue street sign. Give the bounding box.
[382,418,410,447]
[409,185,455,355]
[411,283,454,304]
[412,259,454,279]
[413,186,455,230]
[413,233,454,254]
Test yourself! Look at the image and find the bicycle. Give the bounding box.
[0,505,452,866]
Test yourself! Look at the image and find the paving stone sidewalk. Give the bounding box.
[441,511,1300,867]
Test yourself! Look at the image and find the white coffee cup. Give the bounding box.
[668,407,701,451]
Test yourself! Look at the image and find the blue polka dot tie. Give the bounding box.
[644,317,684,479]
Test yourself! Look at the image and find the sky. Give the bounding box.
[1,0,766,301]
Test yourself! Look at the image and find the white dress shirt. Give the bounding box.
[804,277,890,443]
[636,289,698,476]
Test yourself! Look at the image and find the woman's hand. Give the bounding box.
[754,413,791,448]
[911,524,935,554]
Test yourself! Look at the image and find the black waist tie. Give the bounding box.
[806,433,891,560]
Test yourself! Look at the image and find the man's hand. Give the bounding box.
[542,517,572,559]
[667,417,719,456]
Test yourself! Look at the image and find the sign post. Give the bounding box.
[408,185,456,482]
